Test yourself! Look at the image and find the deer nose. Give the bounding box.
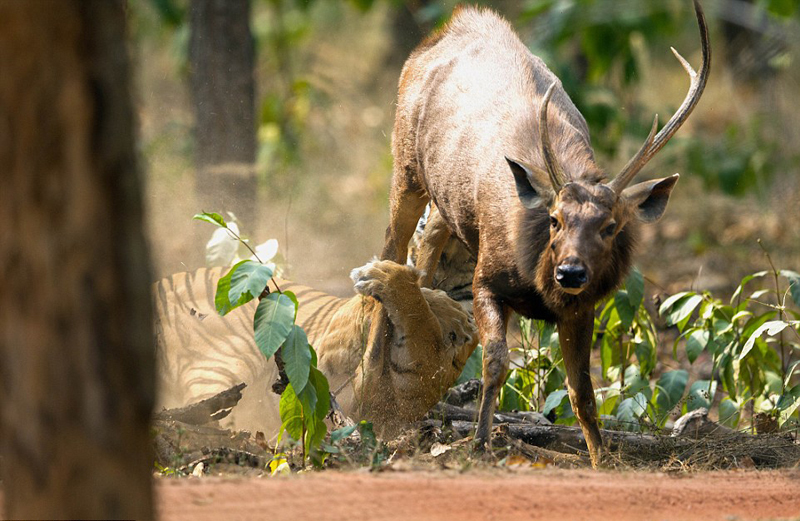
[556,263,588,289]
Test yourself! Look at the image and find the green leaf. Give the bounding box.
[616,393,648,431]
[214,266,236,315]
[730,271,767,305]
[663,295,703,329]
[659,291,693,315]
[596,388,620,416]
[283,290,299,321]
[279,383,304,442]
[776,384,800,424]
[685,380,716,413]
[193,211,227,228]
[310,366,330,420]
[254,293,296,359]
[614,290,636,330]
[331,424,358,443]
[626,266,644,310]
[740,320,797,360]
[685,329,709,364]
[718,397,740,428]
[781,270,800,308]
[655,370,688,416]
[543,389,569,416]
[456,344,482,385]
[282,325,312,393]
[303,367,330,449]
[228,260,274,309]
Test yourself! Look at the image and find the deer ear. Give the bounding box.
[505,157,554,210]
[623,174,680,223]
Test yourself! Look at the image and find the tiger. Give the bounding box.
[154,259,478,439]
[409,203,476,306]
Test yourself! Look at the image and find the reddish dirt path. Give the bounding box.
[156,469,800,521]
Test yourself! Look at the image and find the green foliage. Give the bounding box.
[197,211,331,466]
[660,265,800,428]
[254,293,295,358]
[510,262,800,433]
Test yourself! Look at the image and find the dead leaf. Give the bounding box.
[431,442,452,457]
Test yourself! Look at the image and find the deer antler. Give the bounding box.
[540,82,565,192]
[609,0,711,194]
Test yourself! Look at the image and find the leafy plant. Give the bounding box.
[508,259,800,433]
[194,211,331,465]
[659,245,800,430]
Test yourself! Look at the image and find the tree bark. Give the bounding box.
[189,0,257,228]
[0,2,154,519]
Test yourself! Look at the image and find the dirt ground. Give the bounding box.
[152,469,800,521]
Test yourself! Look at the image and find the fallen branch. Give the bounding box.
[154,383,247,425]
[428,402,550,426]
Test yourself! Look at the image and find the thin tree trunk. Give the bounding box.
[0,2,154,519]
[190,0,257,228]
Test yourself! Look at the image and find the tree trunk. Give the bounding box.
[0,2,154,520]
[189,0,257,229]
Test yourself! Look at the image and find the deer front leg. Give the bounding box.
[414,205,451,288]
[381,182,429,264]
[473,284,510,450]
[559,308,603,468]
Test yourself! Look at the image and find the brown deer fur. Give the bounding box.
[381,2,709,467]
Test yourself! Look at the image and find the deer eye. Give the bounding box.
[602,222,617,238]
[549,215,560,230]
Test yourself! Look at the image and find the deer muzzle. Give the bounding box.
[555,262,588,294]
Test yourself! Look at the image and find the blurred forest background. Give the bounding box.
[130,0,800,296]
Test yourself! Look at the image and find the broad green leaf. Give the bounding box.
[296,375,318,419]
[228,260,274,309]
[740,320,797,360]
[279,383,304,442]
[331,424,358,442]
[214,266,236,315]
[616,393,648,431]
[720,353,737,399]
[685,380,716,413]
[781,270,800,308]
[282,325,312,393]
[626,267,644,310]
[283,290,299,321]
[596,388,620,416]
[785,359,800,387]
[663,295,703,329]
[310,366,331,420]
[543,389,569,416]
[659,291,694,316]
[748,289,770,301]
[730,270,767,304]
[634,337,656,377]
[614,290,636,330]
[624,365,652,399]
[655,370,688,416]
[456,344,482,385]
[718,397,740,428]
[303,367,330,449]
[776,385,800,424]
[685,329,709,364]
[193,211,227,228]
[254,293,295,359]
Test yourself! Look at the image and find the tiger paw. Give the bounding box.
[350,259,418,301]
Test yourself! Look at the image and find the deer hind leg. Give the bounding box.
[414,204,452,288]
[472,284,510,451]
[559,310,604,468]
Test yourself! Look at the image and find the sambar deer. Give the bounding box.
[380,0,710,466]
